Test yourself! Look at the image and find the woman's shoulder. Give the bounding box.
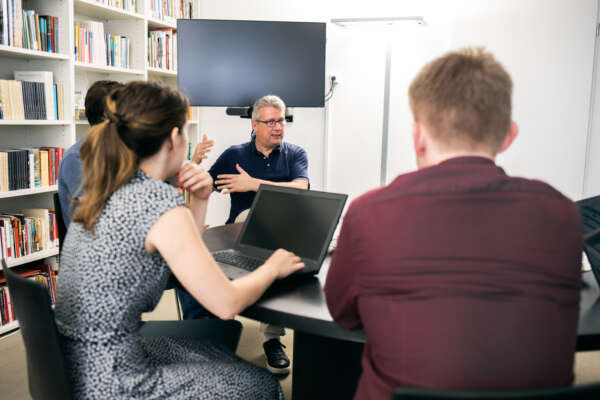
[111,169,186,210]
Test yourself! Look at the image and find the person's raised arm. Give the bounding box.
[215,146,309,193]
[215,164,308,194]
[192,134,214,164]
[176,161,212,233]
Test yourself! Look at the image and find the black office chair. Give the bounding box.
[3,258,71,400]
[392,384,600,400]
[2,259,243,399]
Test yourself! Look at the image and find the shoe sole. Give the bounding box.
[266,364,291,375]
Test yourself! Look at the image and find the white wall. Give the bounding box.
[197,0,597,225]
[585,1,600,199]
[432,0,596,201]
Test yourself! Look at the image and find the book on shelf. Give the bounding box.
[187,106,196,120]
[14,71,56,120]
[148,28,176,71]
[0,285,15,328]
[0,262,59,328]
[0,209,59,261]
[0,1,6,47]
[74,20,105,66]
[74,21,130,68]
[93,0,139,13]
[106,34,130,69]
[0,75,64,121]
[0,1,59,53]
[0,147,64,192]
[148,0,199,21]
[0,0,23,48]
[22,208,51,250]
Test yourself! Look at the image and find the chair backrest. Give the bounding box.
[234,208,250,223]
[392,385,600,400]
[53,192,67,251]
[2,259,71,400]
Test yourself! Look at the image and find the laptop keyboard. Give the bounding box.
[213,250,263,272]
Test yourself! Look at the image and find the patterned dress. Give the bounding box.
[55,169,283,399]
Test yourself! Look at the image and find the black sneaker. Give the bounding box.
[263,339,291,374]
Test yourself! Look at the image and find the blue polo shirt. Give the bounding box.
[209,137,309,224]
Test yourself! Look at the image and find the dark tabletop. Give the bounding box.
[204,223,600,349]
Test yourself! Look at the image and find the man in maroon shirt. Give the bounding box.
[324,48,582,399]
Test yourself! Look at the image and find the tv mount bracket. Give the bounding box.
[225,107,253,119]
[225,106,294,123]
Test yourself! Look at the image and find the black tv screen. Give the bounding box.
[177,19,326,107]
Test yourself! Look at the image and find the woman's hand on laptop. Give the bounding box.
[265,249,305,279]
[177,161,213,200]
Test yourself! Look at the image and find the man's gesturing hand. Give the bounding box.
[215,164,258,194]
[192,134,214,164]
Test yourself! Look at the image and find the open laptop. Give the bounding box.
[212,185,347,279]
[578,195,600,287]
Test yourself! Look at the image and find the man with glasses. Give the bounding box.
[211,94,309,223]
[180,94,308,374]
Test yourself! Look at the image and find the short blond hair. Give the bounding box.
[409,47,512,152]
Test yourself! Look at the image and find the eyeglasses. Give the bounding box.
[254,118,285,127]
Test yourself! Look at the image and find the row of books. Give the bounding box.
[0,1,60,53]
[0,147,64,192]
[1,263,59,327]
[0,209,59,261]
[106,34,130,69]
[148,0,199,21]
[74,21,130,69]
[93,0,139,13]
[0,285,14,327]
[0,71,64,120]
[148,29,176,71]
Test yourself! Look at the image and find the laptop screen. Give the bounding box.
[578,195,600,284]
[238,186,347,261]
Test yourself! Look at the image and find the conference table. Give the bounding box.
[203,223,600,400]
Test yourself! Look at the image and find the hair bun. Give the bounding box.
[107,112,127,130]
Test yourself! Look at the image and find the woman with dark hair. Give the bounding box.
[55,81,303,399]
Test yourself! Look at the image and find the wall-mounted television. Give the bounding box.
[177,19,326,108]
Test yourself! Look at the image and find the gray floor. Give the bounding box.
[2,290,599,399]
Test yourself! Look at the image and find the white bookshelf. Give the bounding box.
[147,67,177,77]
[74,0,144,20]
[0,0,201,337]
[74,61,146,76]
[147,16,177,30]
[0,186,58,199]
[5,248,60,268]
[0,321,19,336]
[0,45,71,60]
[0,120,72,126]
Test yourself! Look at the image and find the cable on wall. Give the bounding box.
[325,76,338,102]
